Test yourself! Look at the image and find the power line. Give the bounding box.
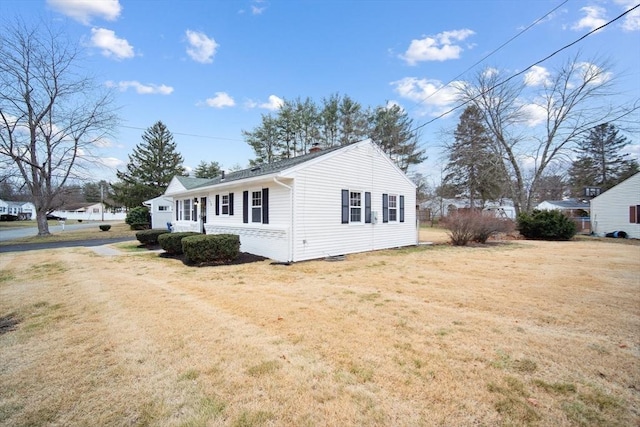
[410,0,569,111]
[412,2,640,135]
[119,125,244,142]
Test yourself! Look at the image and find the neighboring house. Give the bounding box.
[590,173,640,239]
[50,203,127,221]
[165,139,418,262]
[143,195,174,229]
[0,199,35,220]
[536,199,590,216]
[536,198,591,233]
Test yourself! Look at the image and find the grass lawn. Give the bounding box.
[0,228,638,426]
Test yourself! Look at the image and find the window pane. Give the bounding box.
[252,191,262,207]
[350,208,361,222]
[252,207,261,222]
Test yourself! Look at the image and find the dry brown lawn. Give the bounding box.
[0,228,638,426]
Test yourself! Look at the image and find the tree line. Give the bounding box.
[243,94,426,172]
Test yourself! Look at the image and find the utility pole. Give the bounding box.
[100,183,104,222]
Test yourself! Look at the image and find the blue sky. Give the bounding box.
[3,0,639,184]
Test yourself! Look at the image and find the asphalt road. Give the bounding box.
[0,222,135,253]
[0,236,136,253]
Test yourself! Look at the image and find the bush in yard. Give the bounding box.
[125,206,150,230]
[158,232,201,255]
[136,229,170,246]
[442,210,515,245]
[517,209,577,241]
[99,224,111,231]
[473,214,516,243]
[182,234,240,264]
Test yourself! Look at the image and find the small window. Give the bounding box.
[183,199,191,221]
[222,194,230,215]
[252,191,262,223]
[350,191,362,223]
[158,205,169,211]
[388,195,397,222]
[631,205,640,224]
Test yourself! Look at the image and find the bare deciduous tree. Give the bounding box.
[458,54,638,214]
[0,18,117,235]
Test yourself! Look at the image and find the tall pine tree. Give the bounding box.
[568,123,639,195]
[113,121,186,208]
[443,105,506,207]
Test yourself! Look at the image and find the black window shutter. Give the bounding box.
[215,195,220,216]
[262,188,269,224]
[175,200,179,220]
[382,193,389,223]
[229,193,234,216]
[243,191,249,223]
[341,190,349,224]
[365,192,371,223]
[193,199,197,221]
[400,195,405,223]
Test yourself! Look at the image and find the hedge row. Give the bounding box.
[135,229,170,245]
[158,232,201,254]
[182,234,240,264]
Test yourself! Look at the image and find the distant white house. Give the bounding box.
[49,203,127,221]
[165,139,418,262]
[590,173,640,239]
[143,195,173,229]
[536,199,590,215]
[0,199,35,220]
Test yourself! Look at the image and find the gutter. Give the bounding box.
[273,176,294,262]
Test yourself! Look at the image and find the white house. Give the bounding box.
[49,203,127,221]
[0,199,35,220]
[165,139,418,262]
[143,195,174,229]
[536,199,590,215]
[590,173,640,239]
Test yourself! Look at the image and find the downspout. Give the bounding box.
[273,177,294,262]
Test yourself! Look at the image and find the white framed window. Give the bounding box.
[388,194,397,222]
[221,194,230,215]
[183,199,191,221]
[251,191,262,223]
[350,191,362,223]
[159,205,169,211]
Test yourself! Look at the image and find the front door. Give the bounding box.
[200,197,207,233]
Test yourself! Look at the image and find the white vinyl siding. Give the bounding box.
[591,173,640,239]
[289,141,416,261]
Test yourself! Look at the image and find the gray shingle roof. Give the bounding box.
[543,199,590,209]
[178,144,347,190]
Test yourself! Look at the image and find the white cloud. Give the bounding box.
[571,6,607,31]
[47,0,121,25]
[400,29,475,65]
[391,77,459,116]
[520,102,548,127]
[98,156,125,170]
[90,28,134,60]
[252,5,266,15]
[204,92,235,108]
[259,95,284,111]
[105,80,173,95]
[524,65,552,87]
[614,0,640,31]
[577,61,612,85]
[185,30,218,64]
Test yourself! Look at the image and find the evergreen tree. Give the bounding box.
[568,123,639,195]
[368,104,426,172]
[113,121,186,208]
[442,105,506,206]
[194,161,221,179]
[242,94,426,172]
